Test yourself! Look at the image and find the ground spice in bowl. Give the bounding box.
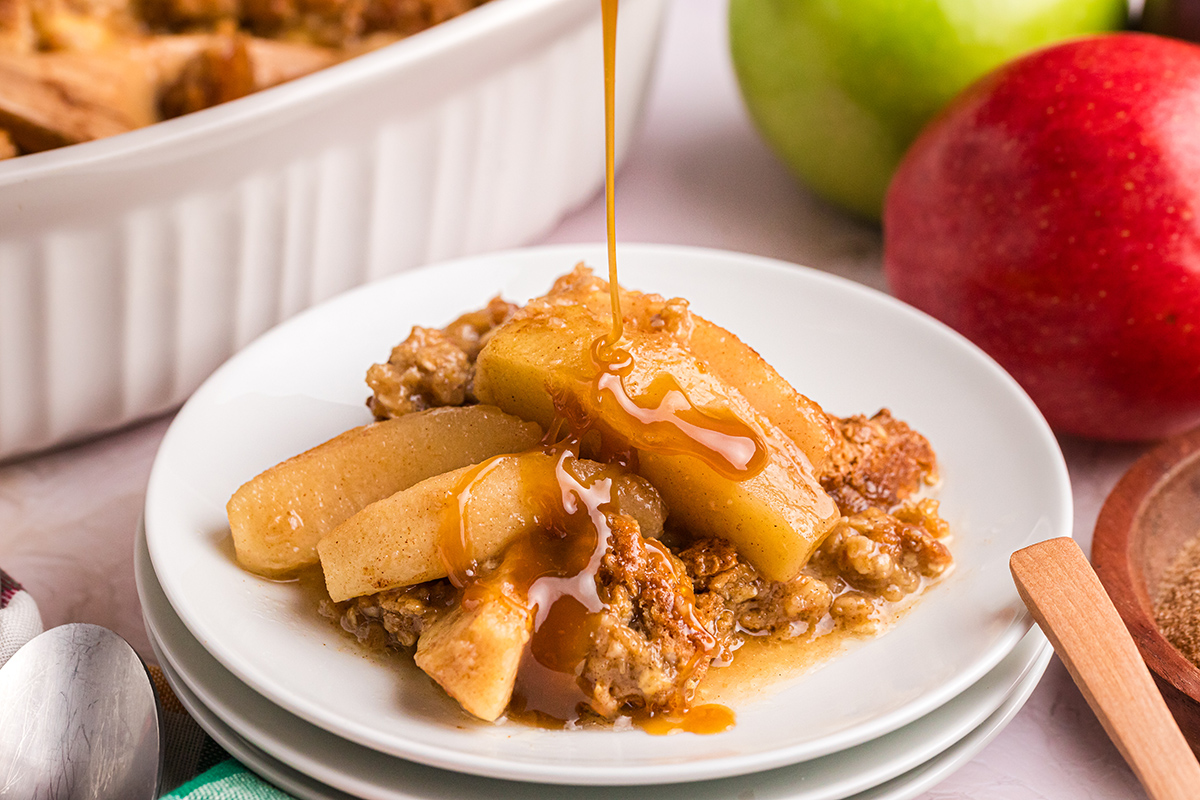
[1156,534,1200,669]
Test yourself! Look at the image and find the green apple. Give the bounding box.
[729,0,1127,221]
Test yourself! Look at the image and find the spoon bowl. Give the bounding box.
[0,623,162,799]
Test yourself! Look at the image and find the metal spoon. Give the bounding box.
[0,623,162,800]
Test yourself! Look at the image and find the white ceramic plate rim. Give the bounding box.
[137,518,1053,800]
[149,644,359,800]
[152,645,1045,800]
[154,642,1046,800]
[144,243,1072,784]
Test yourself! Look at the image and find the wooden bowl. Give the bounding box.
[1093,426,1200,757]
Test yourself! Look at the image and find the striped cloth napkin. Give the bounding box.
[0,568,297,799]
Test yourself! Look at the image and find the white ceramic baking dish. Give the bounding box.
[0,0,667,461]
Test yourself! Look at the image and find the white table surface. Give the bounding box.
[0,1,1162,797]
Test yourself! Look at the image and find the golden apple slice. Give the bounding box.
[414,593,531,722]
[0,50,153,152]
[135,34,338,98]
[228,405,541,577]
[473,302,838,582]
[534,266,836,471]
[686,316,836,473]
[317,451,666,602]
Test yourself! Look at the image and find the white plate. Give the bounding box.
[143,243,1071,784]
[137,519,1053,800]
[153,652,1046,800]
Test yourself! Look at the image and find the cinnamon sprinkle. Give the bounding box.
[1155,533,1200,669]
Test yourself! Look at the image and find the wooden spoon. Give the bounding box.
[1011,537,1200,800]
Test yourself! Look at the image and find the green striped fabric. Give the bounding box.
[161,759,298,799]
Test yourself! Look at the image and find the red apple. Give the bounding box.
[884,33,1200,442]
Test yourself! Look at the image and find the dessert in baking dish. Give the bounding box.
[0,0,491,158]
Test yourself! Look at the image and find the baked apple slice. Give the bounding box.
[414,594,532,722]
[228,405,541,576]
[473,301,838,582]
[536,267,836,471]
[686,315,836,473]
[318,451,666,602]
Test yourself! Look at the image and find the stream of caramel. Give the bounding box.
[434,0,753,734]
[602,0,622,347]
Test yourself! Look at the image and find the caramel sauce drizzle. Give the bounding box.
[590,338,768,480]
[594,2,764,484]
[437,455,507,589]
[433,0,751,734]
[602,0,622,347]
[508,444,621,723]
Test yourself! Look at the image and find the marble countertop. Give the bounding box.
[0,1,1165,797]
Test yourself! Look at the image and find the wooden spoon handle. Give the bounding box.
[1011,537,1200,800]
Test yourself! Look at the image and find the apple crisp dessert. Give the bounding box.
[226,264,953,731]
[0,0,491,158]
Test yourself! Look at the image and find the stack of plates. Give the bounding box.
[138,245,1071,800]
